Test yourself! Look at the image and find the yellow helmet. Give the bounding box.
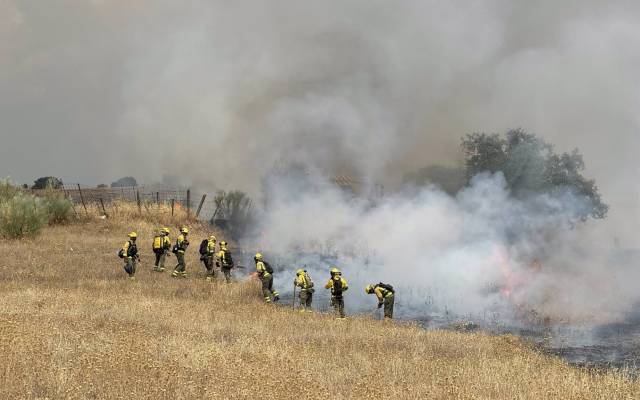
[209,235,216,241]
[330,267,341,275]
[255,253,263,261]
[220,241,227,247]
[128,232,137,238]
[296,269,305,275]
[180,227,189,234]
[162,227,170,234]
[365,284,375,294]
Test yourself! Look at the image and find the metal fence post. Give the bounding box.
[99,198,108,218]
[196,194,206,218]
[186,189,191,216]
[77,184,88,215]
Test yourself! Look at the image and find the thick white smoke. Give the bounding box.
[251,170,637,324]
[2,2,639,235]
[1,1,638,328]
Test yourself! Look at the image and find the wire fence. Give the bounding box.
[25,184,222,221]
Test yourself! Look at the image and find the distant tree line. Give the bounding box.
[32,176,64,190]
[29,176,140,190]
[111,177,138,188]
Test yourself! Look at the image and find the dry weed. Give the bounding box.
[0,218,638,399]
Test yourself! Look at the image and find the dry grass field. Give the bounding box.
[1,205,638,399]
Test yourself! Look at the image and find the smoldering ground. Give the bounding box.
[251,170,638,324]
[244,169,640,367]
[2,0,639,365]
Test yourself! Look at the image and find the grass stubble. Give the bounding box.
[0,204,638,399]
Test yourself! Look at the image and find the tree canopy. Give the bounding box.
[461,129,607,220]
[32,176,63,190]
[110,177,138,188]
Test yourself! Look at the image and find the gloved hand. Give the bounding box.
[377,302,383,309]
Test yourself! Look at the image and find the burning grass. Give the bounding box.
[0,212,639,399]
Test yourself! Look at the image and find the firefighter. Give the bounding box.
[365,283,395,319]
[324,267,348,319]
[255,253,279,303]
[171,227,189,278]
[216,241,234,283]
[294,268,314,312]
[120,232,139,280]
[201,235,217,281]
[152,227,171,272]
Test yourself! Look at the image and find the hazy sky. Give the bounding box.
[1,0,639,242]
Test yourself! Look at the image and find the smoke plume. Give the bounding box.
[252,169,638,324]
[1,1,639,324]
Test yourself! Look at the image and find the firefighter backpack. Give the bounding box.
[152,236,163,253]
[199,239,209,256]
[263,261,274,274]
[377,282,395,293]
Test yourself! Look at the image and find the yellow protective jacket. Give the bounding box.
[374,286,394,302]
[256,261,270,278]
[176,234,189,253]
[295,273,314,290]
[121,240,137,259]
[162,235,171,250]
[205,239,216,256]
[325,277,348,296]
[217,248,233,268]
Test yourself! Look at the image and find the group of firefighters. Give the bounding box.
[119,228,395,319]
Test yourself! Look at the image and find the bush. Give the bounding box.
[0,180,73,237]
[462,129,607,220]
[212,190,255,239]
[0,194,48,238]
[32,176,64,190]
[111,177,138,188]
[42,190,73,224]
[0,179,22,203]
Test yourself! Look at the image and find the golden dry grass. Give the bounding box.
[0,208,638,399]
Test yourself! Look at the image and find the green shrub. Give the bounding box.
[32,176,64,190]
[0,178,22,203]
[212,190,255,239]
[0,193,48,238]
[42,190,73,224]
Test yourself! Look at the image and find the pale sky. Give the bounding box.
[1,0,638,244]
